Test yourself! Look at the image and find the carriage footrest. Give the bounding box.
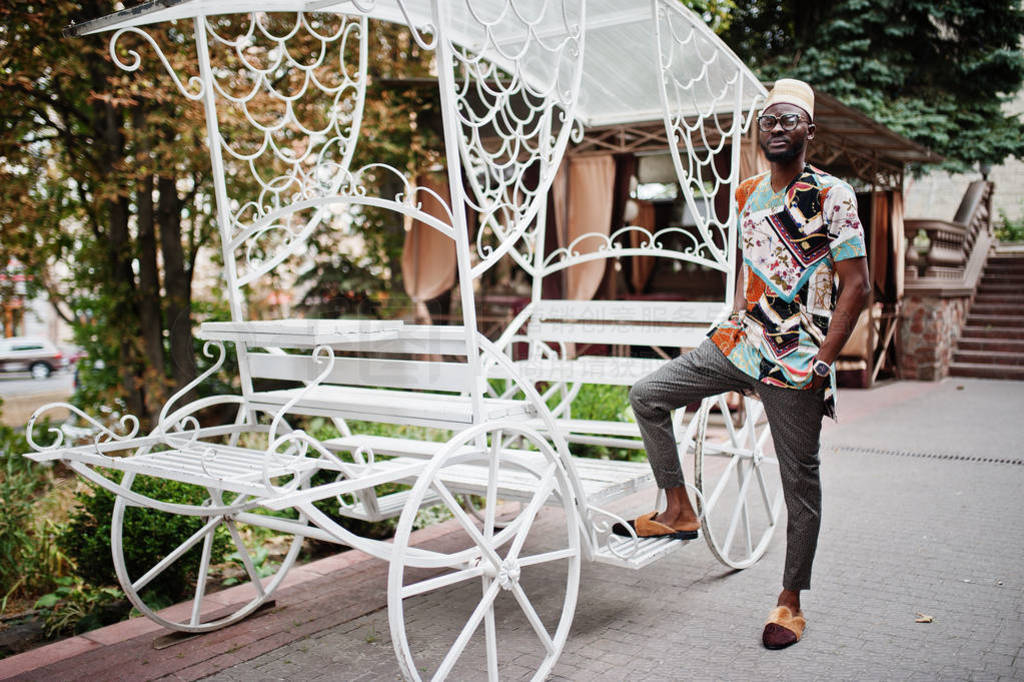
[591,532,698,569]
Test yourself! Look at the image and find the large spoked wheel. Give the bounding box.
[111,472,308,633]
[388,423,581,681]
[694,394,783,570]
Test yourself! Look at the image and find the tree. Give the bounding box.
[1,0,215,425]
[719,0,1024,171]
[1,3,445,425]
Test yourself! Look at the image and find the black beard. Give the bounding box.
[761,140,802,163]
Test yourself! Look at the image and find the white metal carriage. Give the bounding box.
[26,1,781,679]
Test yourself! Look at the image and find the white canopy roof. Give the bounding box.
[67,0,766,127]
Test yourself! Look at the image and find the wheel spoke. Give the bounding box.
[721,460,755,559]
[740,462,753,558]
[507,464,557,562]
[432,479,504,570]
[755,421,772,451]
[510,582,556,655]
[401,565,485,599]
[433,579,502,680]
[703,454,739,514]
[753,462,776,520]
[517,548,576,568]
[718,396,742,446]
[132,515,222,593]
[225,519,266,597]
[483,578,499,682]
[484,431,501,539]
[190,529,216,626]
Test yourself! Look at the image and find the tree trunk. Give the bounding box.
[159,175,197,395]
[134,108,167,415]
[101,99,147,423]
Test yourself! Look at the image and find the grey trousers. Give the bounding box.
[628,339,826,591]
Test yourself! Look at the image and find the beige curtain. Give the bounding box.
[629,199,657,293]
[739,127,770,180]
[402,174,456,323]
[552,155,616,300]
[890,191,905,299]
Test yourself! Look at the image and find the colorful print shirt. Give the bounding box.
[709,165,866,418]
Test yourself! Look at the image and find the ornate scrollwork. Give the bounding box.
[231,163,455,286]
[26,403,140,453]
[655,3,768,272]
[587,505,642,560]
[201,11,368,249]
[540,224,725,276]
[157,341,227,431]
[440,0,585,280]
[109,27,205,101]
[268,344,336,444]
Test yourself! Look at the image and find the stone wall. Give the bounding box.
[897,294,971,380]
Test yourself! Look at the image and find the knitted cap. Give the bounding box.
[764,79,814,119]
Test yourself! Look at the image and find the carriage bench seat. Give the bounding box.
[324,434,655,507]
[249,385,534,428]
[199,320,535,428]
[511,355,668,387]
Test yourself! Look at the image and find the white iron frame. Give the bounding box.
[26,2,780,679]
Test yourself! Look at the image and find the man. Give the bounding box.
[621,79,871,649]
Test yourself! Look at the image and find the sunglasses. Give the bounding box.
[757,113,809,132]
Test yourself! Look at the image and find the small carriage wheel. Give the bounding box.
[387,423,581,681]
[694,394,784,570]
[111,471,309,633]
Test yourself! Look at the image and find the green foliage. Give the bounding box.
[58,476,230,606]
[33,577,126,637]
[221,546,275,587]
[995,209,1024,243]
[682,0,737,33]
[719,0,1024,171]
[570,384,632,422]
[0,428,70,608]
[562,384,643,463]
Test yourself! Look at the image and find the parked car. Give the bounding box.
[0,336,68,379]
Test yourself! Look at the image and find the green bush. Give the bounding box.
[995,210,1024,243]
[33,577,126,637]
[58,475,230,607]
[565,384,643,462]
[0,421,68,607]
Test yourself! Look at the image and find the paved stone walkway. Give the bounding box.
[2,378,1022,680]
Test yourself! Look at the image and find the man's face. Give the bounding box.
[758,103,815,163]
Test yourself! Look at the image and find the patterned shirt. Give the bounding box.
[709,164,866,418]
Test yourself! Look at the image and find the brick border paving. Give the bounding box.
[0,519,468,681]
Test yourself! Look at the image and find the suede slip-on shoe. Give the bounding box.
[762,605,806,649]
[611,511,700,541]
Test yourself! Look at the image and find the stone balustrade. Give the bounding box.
[898,180,993,380]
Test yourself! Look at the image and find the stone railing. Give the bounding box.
[904,180,993,296]
[898,180,994,380]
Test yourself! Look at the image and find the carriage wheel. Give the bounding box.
[388,423,581,681]
[694,394,783,570]
[111,472,308,633]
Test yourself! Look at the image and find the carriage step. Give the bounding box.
[591,532,697,569]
